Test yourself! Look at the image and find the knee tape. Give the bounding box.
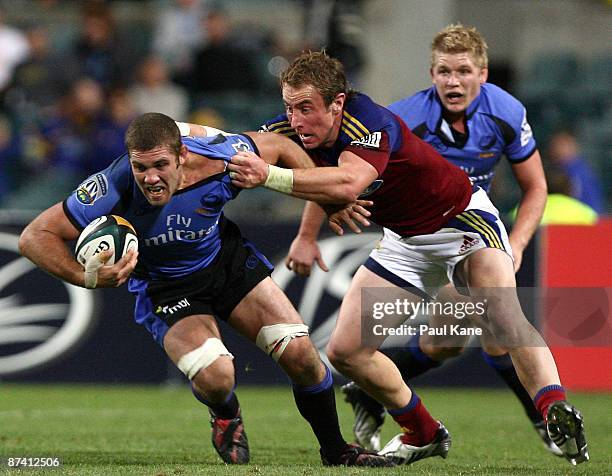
[255,323,309,361]
[177,338,233,380]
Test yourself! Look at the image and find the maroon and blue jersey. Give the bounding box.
[388,83,537,192]
[63,133,258,280]
[261,92,472,237]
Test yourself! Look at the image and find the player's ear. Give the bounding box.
[331,93,345,114]
[178,144,188,166]
[480,66,488,84]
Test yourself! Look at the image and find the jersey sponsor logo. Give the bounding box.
[0,229,95,376]
[75,174,108,205]
[143,215,219,247]
[520,112,533,147]
[155,298,190,316]
[231,139,252,153]
[350,132,382,149]
[359,179,384,198]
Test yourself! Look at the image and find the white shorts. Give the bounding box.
[366,188,512,297]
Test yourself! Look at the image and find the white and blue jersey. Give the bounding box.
[388,83,537,192]
[63,133,257,280]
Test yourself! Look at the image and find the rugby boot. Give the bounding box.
[378,421,451,465]
[321,443,395,467]
[341,381,385,451]
[210,409,250,464]
[533,420,563,457]
[546,401,589,465]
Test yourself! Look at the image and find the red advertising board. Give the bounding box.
[541,220,612,391]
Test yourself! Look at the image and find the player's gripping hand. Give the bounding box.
[324,200,373,235]
[228,151,269,189]
[285,236,328,277]
[83,249,138,289]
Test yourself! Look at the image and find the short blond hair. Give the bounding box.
[431,23,488,69]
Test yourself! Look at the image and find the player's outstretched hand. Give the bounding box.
[285,236,328,277]
[228,151,269,189]
[88,249,139,288]
[324,200,373,235]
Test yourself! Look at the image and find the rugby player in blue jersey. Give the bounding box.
[18,113,393,467]
[341,23,566,458]
[228,50,588,466]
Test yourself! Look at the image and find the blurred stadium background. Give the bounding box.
[0,0,610,473]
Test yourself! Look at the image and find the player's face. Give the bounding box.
[130,145,186,206]
[282,84,344,149]
[431,52,487,118]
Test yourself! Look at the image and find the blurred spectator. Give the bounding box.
[0,7,30,97]
[152,0,208,78]
[92,87,136,167]
[0,113,22,204]
[38,77,107,179]
[299,0,366,86]
[5,25,77,122]
[547,129,605,214]
[186,7,260,95]
[129,55,189,119]
[72,1,134,89]
[512,166,598,225]
[4,77,123,209]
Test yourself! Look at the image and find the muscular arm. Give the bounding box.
[177,122,229,137]
[18,203,136,288]
[19,203,86,286]
[509,150,547,271]
[229,146,379,204]
[244,132,315,169]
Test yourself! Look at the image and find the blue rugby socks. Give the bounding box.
[292,365,346,459]
[482,351,542,423]
[384,334,442,380]
[191,383,240,419]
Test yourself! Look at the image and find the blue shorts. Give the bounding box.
[129,220,273,347]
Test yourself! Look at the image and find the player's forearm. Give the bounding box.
[510,186,547,250]
[296,201,326,240]
[246,132,315,169]
[19,229,85,287]
[176,121,229,137]
[287,167,361,203]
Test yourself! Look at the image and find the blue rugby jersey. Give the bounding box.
[388,83,537,192]
[63,133,257,279]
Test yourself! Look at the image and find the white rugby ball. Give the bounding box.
[75,215,138,267]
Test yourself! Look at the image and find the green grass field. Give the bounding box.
[0,385,610,475]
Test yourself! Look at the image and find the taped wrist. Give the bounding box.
[264,164,294,194]
[83,253,105,289]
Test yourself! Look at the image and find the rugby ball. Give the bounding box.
[75,215,138,267]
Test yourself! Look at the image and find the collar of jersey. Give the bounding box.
[428,88,483,132]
